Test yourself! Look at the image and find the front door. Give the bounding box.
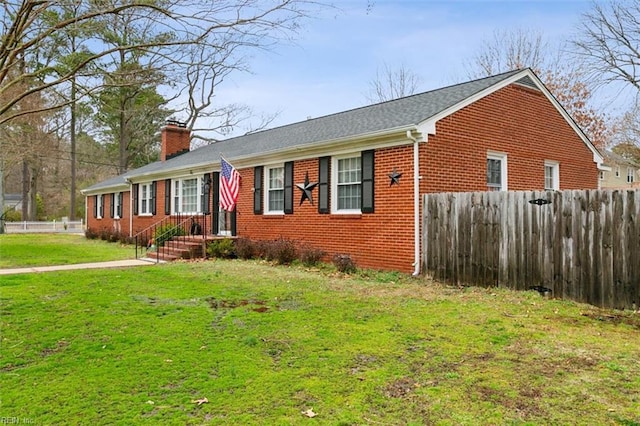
[217,207,232,236]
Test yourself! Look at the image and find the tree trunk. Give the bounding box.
[0,161,5,234]
[118,50,128,175]
[29,165,37,221]
[21,160,29,221]
[119,105,128,174]
[70,76,77,220]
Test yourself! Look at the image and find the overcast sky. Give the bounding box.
[191,0,610,138]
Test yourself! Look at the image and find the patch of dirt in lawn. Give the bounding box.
[506,340,604,379]
[206,297,269,313]
[384,377,419,398]
[41,339,69,357]
[263,338,292,364]
[349,353,379,375]
[475,384,547,419]
[580,310,640,329]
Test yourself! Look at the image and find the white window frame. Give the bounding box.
[113,192,121,219]
[487,152,508,192]
[615,166,620,177]
[96,194,103,219]
[264,164,285,214]
[628,168,635,184]
[172,176,203,215]
[332,153,362,214]
[544,161,560,191]
[139,183,153,215]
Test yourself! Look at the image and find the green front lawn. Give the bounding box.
[1,260,638,425]
[0,234,133,268]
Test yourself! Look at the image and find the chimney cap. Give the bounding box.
[165,119,187,128]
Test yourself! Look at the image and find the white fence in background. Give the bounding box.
[4,219,84,234]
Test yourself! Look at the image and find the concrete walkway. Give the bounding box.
[0,259,156,275]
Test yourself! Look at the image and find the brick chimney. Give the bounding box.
[161,120,190,161]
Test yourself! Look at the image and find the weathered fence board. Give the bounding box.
[423,189,640,310]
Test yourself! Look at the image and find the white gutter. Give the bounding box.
[407,130,422,276]
[121,126,419,185]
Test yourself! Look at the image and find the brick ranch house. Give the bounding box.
[82,69,604,274]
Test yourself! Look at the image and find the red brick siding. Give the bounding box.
[86,182,210,237]
[161,125,190,161]
[87,191,131,236]
[236,148,417,272]
[420,84,598,193]
[85,82,599,273]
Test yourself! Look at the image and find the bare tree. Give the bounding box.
[174,41,278,146]
[464,28,611,149]
[610,100,640,163]
[365,62,422,103]
[1,0,324,218]
[465,28,548,78]
[0,1,322,125]
[540,66,611,149]
[572,0,640,93]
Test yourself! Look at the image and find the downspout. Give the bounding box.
[407,130,421,276]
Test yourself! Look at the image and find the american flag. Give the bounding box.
[220,157,240,211]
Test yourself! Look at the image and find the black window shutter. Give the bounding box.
[202,173,211,215]
[118,192,123,217]
[284,161,294,214]
[361,150,375,213]
[254,166,263,214]
[212,172,220,234]
[231,210,237,236]
[151,182,157,215]
[133,184,139,215]
[110,193,115,218]
[318,157,330,214]
[164,179,171,215]
[93,195,98,218]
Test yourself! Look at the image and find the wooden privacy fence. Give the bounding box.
[423,189,639,310]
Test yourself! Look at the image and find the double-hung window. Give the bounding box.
[96,195,104,218]
[265,165,285,213]
[628,168,635,184]
[113,192,122,218]
[172,177,202,214]
[544,161,560,190]
[334,155,362,212]
[487,152,507,191]
[139,183,153,215]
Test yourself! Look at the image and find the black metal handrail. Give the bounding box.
[134,214,208,262]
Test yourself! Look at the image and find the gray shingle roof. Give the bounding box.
[83,69,525,193]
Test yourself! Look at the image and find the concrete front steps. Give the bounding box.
[145,236,224,262]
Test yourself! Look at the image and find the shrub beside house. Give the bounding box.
[81,69,604,273]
